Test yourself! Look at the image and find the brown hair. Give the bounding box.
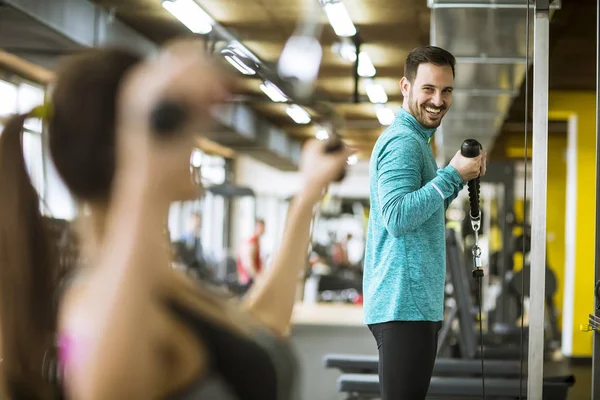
[404,45,456,83]
[49,49,142,200]
[0,47,142,398]
[0,113,59,398]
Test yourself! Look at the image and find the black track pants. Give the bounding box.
[368,320,442,400]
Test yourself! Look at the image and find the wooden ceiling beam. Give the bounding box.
[0,50,55,83]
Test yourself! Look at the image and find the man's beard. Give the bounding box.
[408,92,446,129]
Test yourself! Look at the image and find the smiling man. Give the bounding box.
[362,46,486,399]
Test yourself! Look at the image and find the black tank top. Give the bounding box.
[164,299,301,400]
[53,264,300,399]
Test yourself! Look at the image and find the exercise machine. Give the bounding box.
[322,229,572,367]
[586,0,600,397]
[324,140,575,398]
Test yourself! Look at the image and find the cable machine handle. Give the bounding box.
[324,133,347,182]
[461,138,482,225]
[461,138,486,399]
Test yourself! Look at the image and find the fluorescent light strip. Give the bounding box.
[358,52,376,77]
[365,80,388,104]
[224,54,256,75]
[376,105,395,126]
[260,81,288,103]
[332,40,357,62]
[286,105,311,124]
[230,41,260,64]
[190,149,203,168]
[340,41,357,62]
[315,127,330,140]
[162,0,213,34]
[322,0,357,37]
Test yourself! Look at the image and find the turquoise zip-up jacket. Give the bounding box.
[363,107,465,324]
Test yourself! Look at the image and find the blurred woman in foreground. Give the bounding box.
[0,39,352,399]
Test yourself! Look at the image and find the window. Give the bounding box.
[23,130,45,202]
[0,76,65,218]
[0,80,18,117]
[18,82,44,132]
[200,153,226,185]
[169,149,228,271]
[18,83,46,207]
[44,153,76,220]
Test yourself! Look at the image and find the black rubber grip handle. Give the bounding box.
[150,100,187,136]
[324,134,346,182]
[461,139,482,158]
[461,139,482,221]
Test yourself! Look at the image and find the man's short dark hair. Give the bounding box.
[404,46,456,83]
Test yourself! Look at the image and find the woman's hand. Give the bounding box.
[298,138,355,204]
[114,38,230,202]
[119,39,229,132]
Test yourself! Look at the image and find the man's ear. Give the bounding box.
[400,77,411,98]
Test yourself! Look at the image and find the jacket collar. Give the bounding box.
[394,106,437,142]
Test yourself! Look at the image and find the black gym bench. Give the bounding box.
[336,374,575,399]
[323,353,525,377]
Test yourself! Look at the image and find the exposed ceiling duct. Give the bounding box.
[0,0,157,62]
[428,0,561,162]
[0,0,304,170]
[208,102,302,171]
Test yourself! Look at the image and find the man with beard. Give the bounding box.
[362,46,487,399]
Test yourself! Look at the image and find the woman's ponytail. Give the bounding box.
[0,112,59,398]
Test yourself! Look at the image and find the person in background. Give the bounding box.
[237,218,266,288]
[174,211,212,280]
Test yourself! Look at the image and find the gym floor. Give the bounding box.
[543,359,592,400]
[565,362,592,400]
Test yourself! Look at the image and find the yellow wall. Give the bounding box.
[512,199,525,274]
[507,126,569,329]
[547,135,567,330]
[549,92,596,357]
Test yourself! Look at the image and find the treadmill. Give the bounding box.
[324,229,575,398]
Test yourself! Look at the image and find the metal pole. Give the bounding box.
[352,33,361,104]
[592,0,600,396]
[527,1,550,399]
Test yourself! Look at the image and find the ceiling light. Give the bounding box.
[332,40,357,63]
[376,105,395,126]
[358,52,376,77]
[315,127,330,141]
[365,80,388,104]
[162,0,213,34]
[286,105,311,124]
[347,154,358,165]
[224,55,256,75]
[321,0,357,37]
[260,81,288,103]
[278,36,323,85]
[221,48,257,75]
[190,149,203,168]
[229,41,260,64]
